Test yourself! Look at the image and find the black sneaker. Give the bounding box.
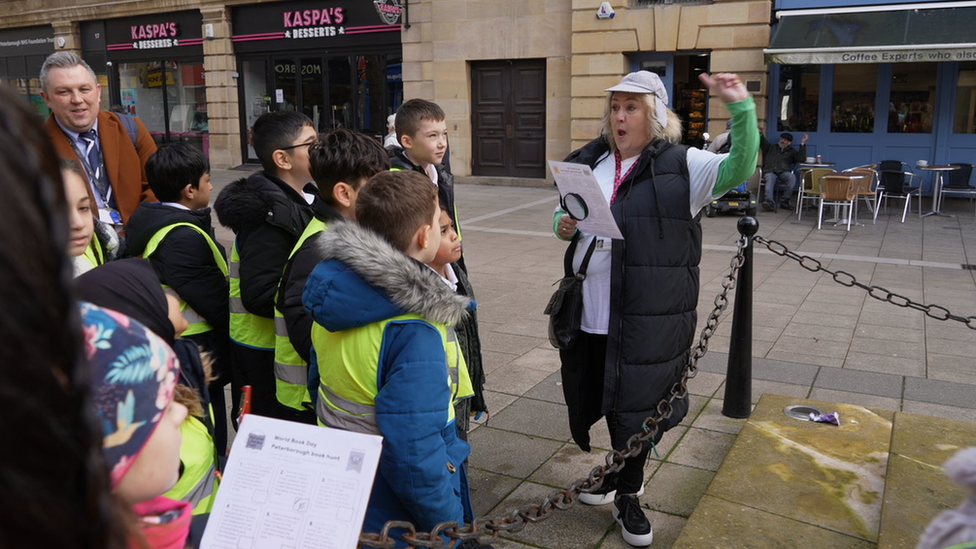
[579,477,645,506]
[780,201,792,210]
[761,200,774,212]
[613,494,654,547]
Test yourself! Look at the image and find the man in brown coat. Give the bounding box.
[41,51,156,225]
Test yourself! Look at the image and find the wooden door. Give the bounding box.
[471,59,546,178]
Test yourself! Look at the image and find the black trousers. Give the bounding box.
[560,331,654,495]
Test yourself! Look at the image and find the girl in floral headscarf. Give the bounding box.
[82,301,191,549]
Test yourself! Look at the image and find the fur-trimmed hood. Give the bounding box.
[213,171,309,236]
[303,220,471,332]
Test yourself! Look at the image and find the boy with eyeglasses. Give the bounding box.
[214,111,318,422]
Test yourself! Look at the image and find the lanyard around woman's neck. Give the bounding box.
[610,150,640,205]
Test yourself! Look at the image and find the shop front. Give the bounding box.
[764,1,976,181]
[82,11,208,154]
[0,25,54,118]
[232,0,402,162]
[633,52,712,149]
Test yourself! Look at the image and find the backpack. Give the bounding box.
[114,111,139,149]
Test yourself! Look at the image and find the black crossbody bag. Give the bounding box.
[544,234,597,350]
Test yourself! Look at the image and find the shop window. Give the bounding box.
[355,55,387,137]
[328,57,352,130]
[953,62,976,134]
[118,62,167,136]
[118,60,209,154]
[171,62,209,154]
[777,65,819,132]
[831,64,877,133]
[887,62,935,134]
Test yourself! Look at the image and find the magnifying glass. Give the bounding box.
[560,192,589,221]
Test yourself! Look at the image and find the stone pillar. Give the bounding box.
[51,20,80,54]
[201,6,241,168]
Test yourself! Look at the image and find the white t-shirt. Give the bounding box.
[570,147,725,334]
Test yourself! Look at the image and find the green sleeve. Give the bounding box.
[713,98,760,195]
[552,208,575,241]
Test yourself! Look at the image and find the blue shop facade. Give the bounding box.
[765,0,976,190]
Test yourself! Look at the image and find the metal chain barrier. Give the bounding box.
[754,236,976,330]
[359,237,750,548]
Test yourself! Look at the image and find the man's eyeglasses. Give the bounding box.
[279,139,316,151]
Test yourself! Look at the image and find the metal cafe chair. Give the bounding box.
[843,166,879,224]
[938,163,976,214]
[818,174,858,231]
[796,168,834,221]
[875,161,922,223]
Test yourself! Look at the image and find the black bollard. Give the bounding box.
[722,216,758,419]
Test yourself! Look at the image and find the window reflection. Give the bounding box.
[887,62,935,133]
[831,64,876,133]
[953,62,976,134]
[777,65,819,132]
[117,61,209,154]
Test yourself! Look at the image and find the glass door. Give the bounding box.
[327,57,352,130]
[300,57,327,132]
[273,58,299,112]
[241,59,270,161]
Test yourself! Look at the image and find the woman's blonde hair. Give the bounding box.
[601,91,683,152]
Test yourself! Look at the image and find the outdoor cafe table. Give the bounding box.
[916,164,959,217]
[797,161,837,169]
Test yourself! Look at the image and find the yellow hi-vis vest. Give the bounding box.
[161,414,219,515]
[229,237,274,349]
[80,235,104,271]
[142,222,229,337]
[273,217,328,411]
[313,313,474,434]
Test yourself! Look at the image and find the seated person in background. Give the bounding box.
[760,131,808,211]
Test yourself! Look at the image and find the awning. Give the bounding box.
[765,2,976,65]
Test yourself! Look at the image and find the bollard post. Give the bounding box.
[722,216,758,419]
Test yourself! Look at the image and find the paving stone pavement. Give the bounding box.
[209,167,976,548]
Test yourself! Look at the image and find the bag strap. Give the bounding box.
[114,112,139,149]
[563,234,598,278]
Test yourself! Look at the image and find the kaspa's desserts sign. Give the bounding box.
[373,0,402,25]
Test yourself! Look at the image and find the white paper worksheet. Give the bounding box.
[548,161,624,240]
[200,414,383,549]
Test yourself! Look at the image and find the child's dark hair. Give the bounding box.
[145,142,210,202]
[251,111,314,172]
[309,128,390,206]
[395,98,445,144]
[356,170,437,252]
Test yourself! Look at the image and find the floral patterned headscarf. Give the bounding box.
[80,301,180,488]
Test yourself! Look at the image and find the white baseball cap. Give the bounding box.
[605,71,669,128]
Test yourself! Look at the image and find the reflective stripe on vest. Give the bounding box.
[162,415,219,515]
[229,238,274,349]
[313,313,473,433]
[274,218,329,410]
[142,222,229,337]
